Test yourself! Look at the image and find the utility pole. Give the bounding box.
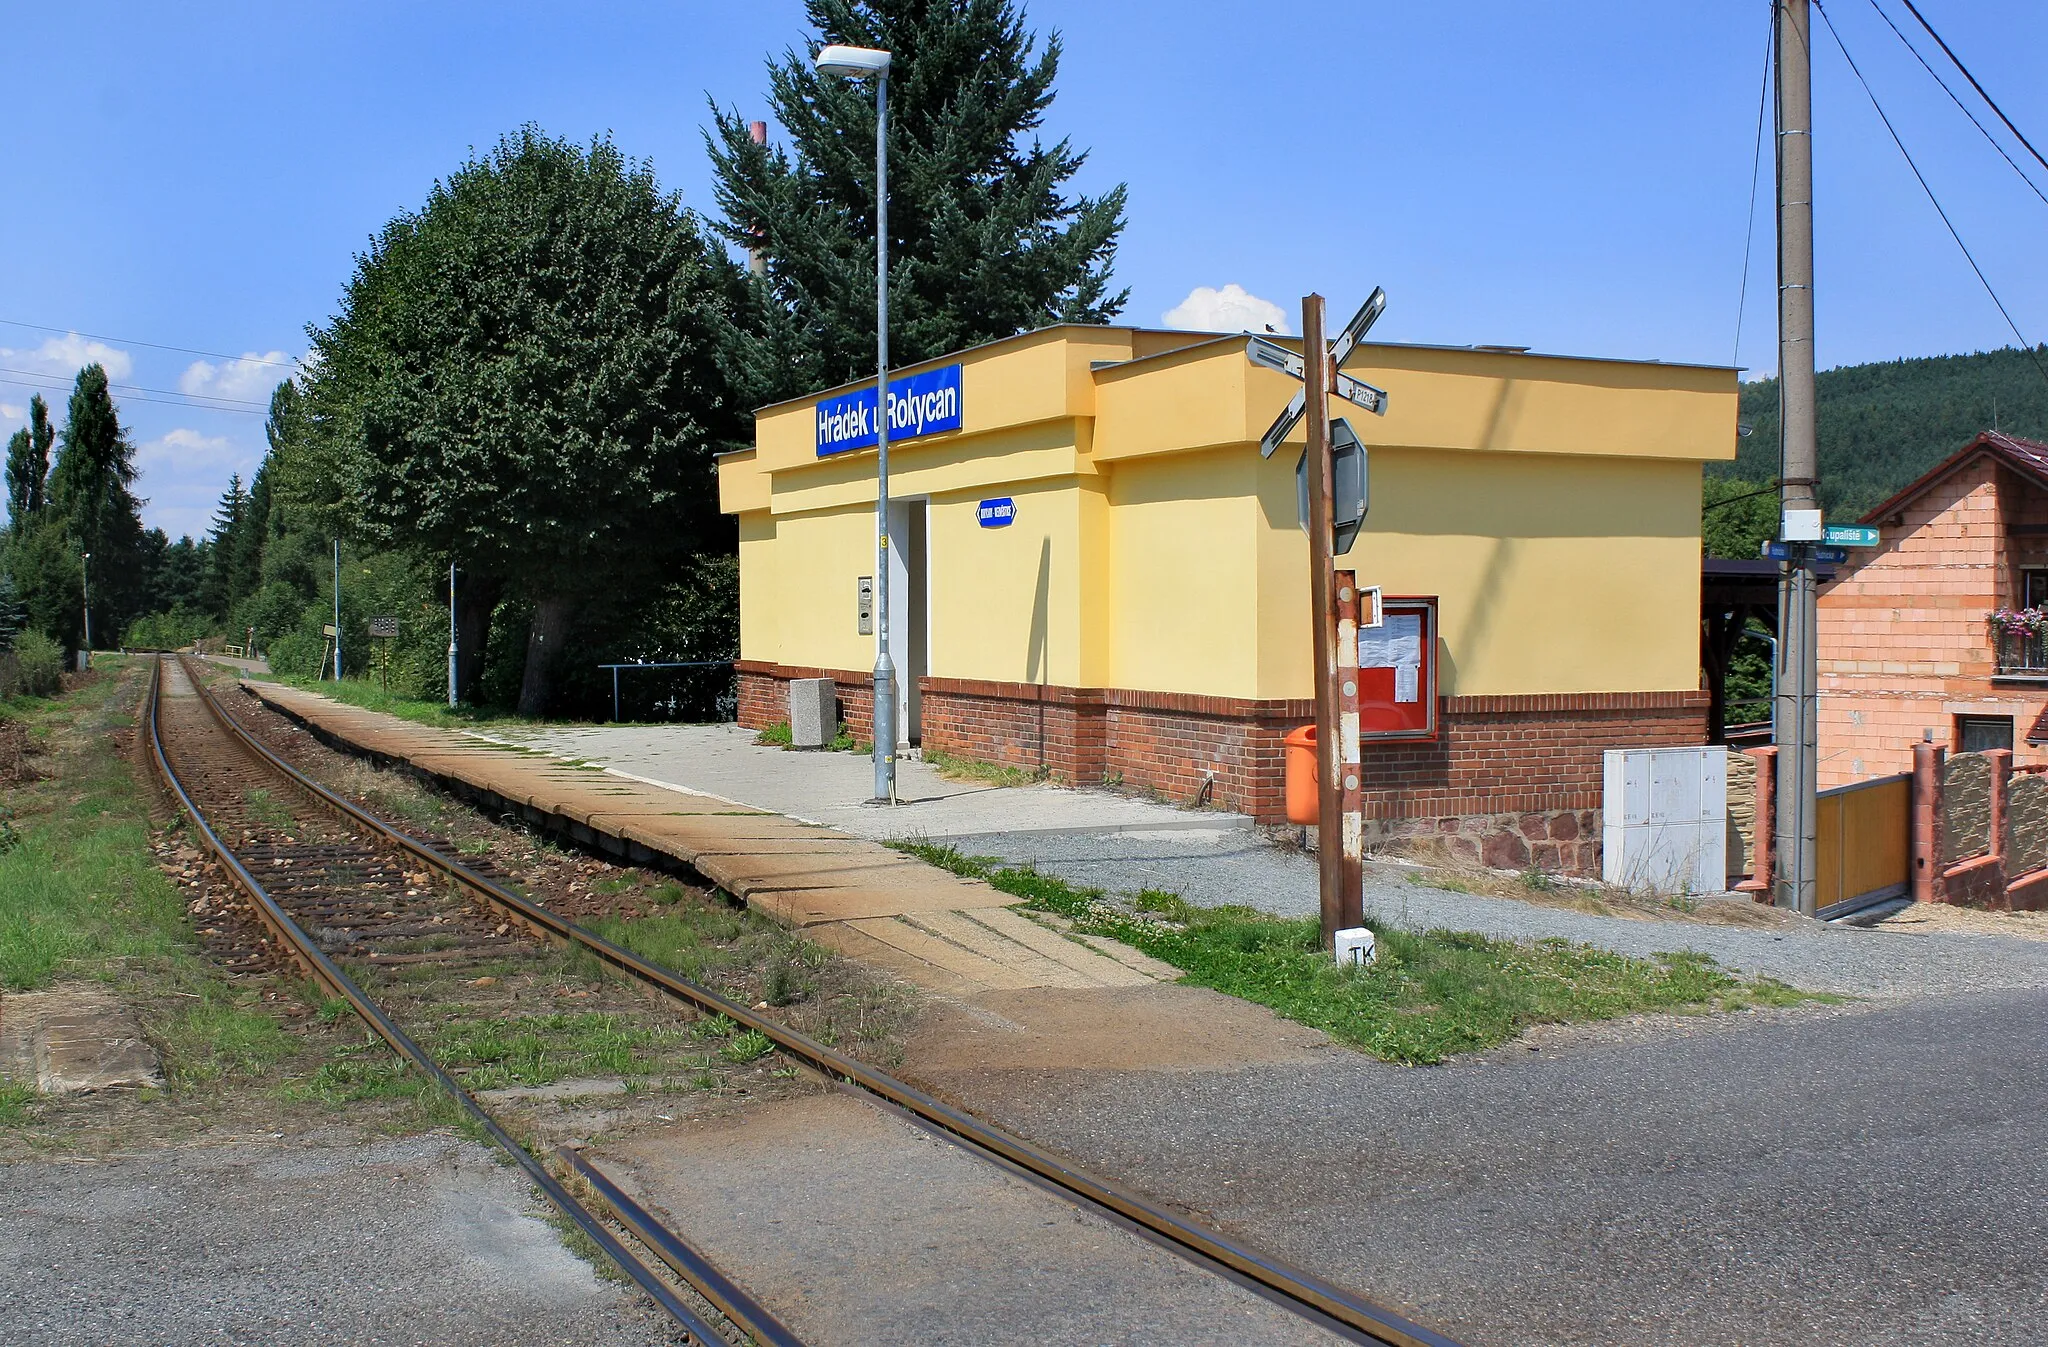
[333,539,344,682]
[447,562,459,708]
[80,551,91,670]
[1774,0,1820,916]
[1300,296,1351,948]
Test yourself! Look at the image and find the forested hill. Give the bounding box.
[1723,345,2048,517]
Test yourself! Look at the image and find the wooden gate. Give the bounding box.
[1815,773,1911,918]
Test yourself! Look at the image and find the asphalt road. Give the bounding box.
[931,988,2048,1347]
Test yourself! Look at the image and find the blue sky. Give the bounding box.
[3,1,2044,541]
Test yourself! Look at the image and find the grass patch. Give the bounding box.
[0,661,197,991]
[755,719,863,752]
[920,748,1043,788]
[0,1079,37,1126]
[431,1012,690,1090]
[272,675,527,731]
[899,842,1834,1066]
[160,986,297,1084]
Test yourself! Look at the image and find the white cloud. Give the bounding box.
[0,333,134,383]
[180,351,297,403]
[0,403,22,423]
[1162,284,1291,336]
[136,427,237,472]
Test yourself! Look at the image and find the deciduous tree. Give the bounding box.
[304,127,745,714]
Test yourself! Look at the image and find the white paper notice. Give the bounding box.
[1359,613,1423,704]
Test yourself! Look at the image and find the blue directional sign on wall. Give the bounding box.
[816,364,964,456]
[978,497,1016,528]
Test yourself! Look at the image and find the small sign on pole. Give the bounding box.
[367,615,399,639]
[1821,524,1879,548]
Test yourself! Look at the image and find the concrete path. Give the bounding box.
[245,684,1177,998]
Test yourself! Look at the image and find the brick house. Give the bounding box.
[1818,430,2048,786]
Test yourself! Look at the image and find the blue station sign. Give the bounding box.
[977,497,1016,528]
[816,363,964,457]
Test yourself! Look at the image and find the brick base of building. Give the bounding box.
[737,662,1708,877]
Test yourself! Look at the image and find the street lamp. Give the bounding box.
[80,552,91,670]
[814,41,897,804]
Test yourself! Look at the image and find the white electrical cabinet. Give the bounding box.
[1602,747,1728,894]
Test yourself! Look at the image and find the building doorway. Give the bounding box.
[887,498,929,745]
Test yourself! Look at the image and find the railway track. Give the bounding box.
[148,653,1461,1347]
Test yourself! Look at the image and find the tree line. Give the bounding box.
[0,0,1127,716]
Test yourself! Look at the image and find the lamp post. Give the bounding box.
[80,552,91,670]
[814,41,897,805]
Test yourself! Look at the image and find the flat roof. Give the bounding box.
[751,321,1741,417]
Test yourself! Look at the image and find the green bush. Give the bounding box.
[123,608,212,651]
[12,632,63,697]
[268,627,329,680]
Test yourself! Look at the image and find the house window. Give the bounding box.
[1957,715,2015,754]
[2025,568,2048,611]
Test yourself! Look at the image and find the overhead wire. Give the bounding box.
[1733,7,1775,368]
[1811,0,2048,391]
[0,317,299,369]
[0,365,270,410]
[0,376,268,417]
[1899,0,2048,181]
[1866,0,2048,209]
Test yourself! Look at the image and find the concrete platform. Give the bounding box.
[243,683,1171,996]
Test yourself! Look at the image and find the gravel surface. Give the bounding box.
[935,821,2048,998]
[940,987,2048,1347]
[0,1131,678,1346]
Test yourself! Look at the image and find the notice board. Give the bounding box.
[1356,596,1438,741]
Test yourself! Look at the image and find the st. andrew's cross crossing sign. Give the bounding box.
[1249,288,1390,459]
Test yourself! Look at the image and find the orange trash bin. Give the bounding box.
[1283,724,1318,826]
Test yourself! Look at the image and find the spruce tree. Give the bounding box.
[46,366,149,639]
[708,0,1129,404]
[202,474,249,620]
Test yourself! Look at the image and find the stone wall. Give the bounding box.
[1943,751,1994,864]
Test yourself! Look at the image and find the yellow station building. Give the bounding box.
[721,324,1736,872]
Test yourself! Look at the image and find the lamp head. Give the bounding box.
[814,44,892,77]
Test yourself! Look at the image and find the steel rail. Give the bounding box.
[146,658,765,1347]
[198,662,1464,1347]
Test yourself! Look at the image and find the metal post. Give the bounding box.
[870,68,897,805]
[1302,295,1347,949]
[613,667,622,723]
[1774,0,1820,916]
[80,551,90,669]
[333,539,344,681]
[448,562,459,708]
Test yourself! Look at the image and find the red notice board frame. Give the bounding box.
[1357,595,1439,743]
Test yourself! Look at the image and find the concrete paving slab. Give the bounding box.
[0,988,162,1093]
[596,1091,1344,1347]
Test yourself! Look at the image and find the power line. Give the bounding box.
[0,316,300,369]
[1733,9,1774,367]
[1900,0,2048,181]
[1813,0,2048,391]
[0,376,267,417]
[1867,0,2048,209]
[0,365,270,410]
